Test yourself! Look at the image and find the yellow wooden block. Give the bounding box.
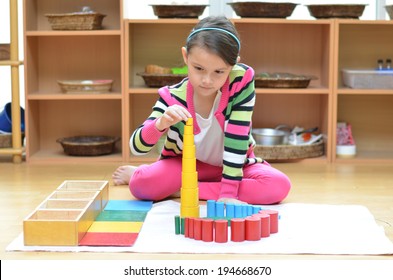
[181,205,200,218]
[184,125,193,135]
[181,171,198,188]
[183,134,194,146]
[88,221,143,233]
[182,158,196,172]
[180,187,199,207]
[182,145,195,159]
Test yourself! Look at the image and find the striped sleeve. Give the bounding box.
[129,97,168,155]
[220,66,256,199]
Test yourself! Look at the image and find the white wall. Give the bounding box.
[0,0,391,110]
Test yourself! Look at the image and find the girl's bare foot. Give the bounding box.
[112,165,137,186]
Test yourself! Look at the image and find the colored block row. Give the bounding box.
[206,200,262,219]
[174,208,279,243]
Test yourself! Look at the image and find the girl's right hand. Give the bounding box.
[155,104,192,131]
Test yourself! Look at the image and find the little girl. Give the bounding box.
[113,16,291,205]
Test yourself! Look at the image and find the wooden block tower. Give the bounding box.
[180,118,200,218]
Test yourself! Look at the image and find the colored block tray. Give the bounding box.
[23,180,108,246]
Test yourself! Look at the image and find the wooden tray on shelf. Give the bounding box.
[255,73,313,88]
[306,4,366,19]
[150,5,207,18]
[138,73,187,88]
[253,140,324,161]
[45,12,106,30]
[56,136,119,156]
[57,80,113,94]
[227,2,298,18]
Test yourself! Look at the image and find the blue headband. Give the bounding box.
[186,27,241,51]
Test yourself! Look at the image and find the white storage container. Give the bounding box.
[342,69,393,89]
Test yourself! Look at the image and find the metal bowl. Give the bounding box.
[252,128,287,146]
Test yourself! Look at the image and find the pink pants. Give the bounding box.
[129,157,291,205]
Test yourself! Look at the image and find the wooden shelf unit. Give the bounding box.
[124,19,334,163]
[23,12,393,164]
[23,0,124,163]
[333,20,393,163]
[0,0,24,163]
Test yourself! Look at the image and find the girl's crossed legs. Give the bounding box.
[127,157,291,205]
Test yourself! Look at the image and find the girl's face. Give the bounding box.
[182,46,232,98]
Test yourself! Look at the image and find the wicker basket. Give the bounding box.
[45,12,106,30]
[385,5,393,20]
[253,140,324,161]
[150,5,207,18]
[57,136,119,156]
[57,80,113,93]
[227,2,298,18]
[0,133,25,148]
[0,44,10,60]
[138,73,187,88]
[307,4,366,19]
[255,73,313,88]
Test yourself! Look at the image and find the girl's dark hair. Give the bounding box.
[185,16,240,66]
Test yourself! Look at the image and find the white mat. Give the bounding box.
[7,201,393,255]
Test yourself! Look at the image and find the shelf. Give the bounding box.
[2,0,23,163]
[128,87,330,95]
[25,30,122,36]
[23,0,124,163]
[337,88,393,95]
[125,19,333,163]
[25,0,122,31]
[332,20,393,163]
[27,149,123,163]
[27,92,122,100]
[0,60,23,66]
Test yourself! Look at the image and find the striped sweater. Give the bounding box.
[130,63,262,199]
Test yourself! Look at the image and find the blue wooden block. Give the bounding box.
[234,204,243,218]
[207,200,216,218]
[226,203,235,218]
[216,201,225,217]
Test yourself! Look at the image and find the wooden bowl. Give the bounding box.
[57,80,113,94]
[57,136,119,156]
[137,73,187,88]
[227,2,298,18]
[307,4,366,19]
[150,5,207,18]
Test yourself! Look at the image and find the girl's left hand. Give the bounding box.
[217,197,247,205]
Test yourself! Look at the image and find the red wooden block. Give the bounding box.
[194,218,202,240]
[252,213,270,238]
[79,232,138,246]
[245,217,261,241]
[259,209,279,233]
[231,218,245,242]
[188,218,194,239]
[202,219,213,242]
[214,220,228,243]
[184,217,189,238]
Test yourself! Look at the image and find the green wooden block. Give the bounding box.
[96,210,148,222]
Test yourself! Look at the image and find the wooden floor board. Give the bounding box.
[1,160,392,260]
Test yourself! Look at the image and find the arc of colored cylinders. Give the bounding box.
[174,200,279,243]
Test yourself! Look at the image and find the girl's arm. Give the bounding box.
[219,67,256,200]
